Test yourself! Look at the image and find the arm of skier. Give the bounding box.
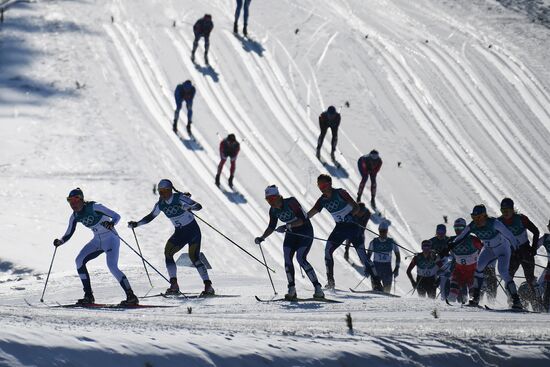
[131,203,161,228]
[406,257,417,286]
[306,198,322,219]
[495,220,518,248]
[521,215,540,252]
[340,189,360,216]
[56,214,77,246]
[94,203,121,227]
[256,211,277,243]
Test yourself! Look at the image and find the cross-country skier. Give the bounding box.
[128,179,214,296]
[315,106,341,163]
[53,188,138,305]
[234,0,252,36]
[429,224,451,299]
[356,150,382,209]
[306,174,377,289]
[536,220,550,312]
[367,221,401,293]
[191,14,214,65]
[447,218,483,303]
[451,204,523,308]
[254,185,324,300]
[173,80,196,135]
[406,240,440,298]
[498,198,540,297]
[215,134,240,188]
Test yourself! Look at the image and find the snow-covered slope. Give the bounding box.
[0,0,549,365]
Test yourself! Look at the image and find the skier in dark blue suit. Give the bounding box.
[173,80,196,135]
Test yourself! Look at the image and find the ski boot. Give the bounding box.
[468,287,481,306]
[200,280,215,297]
[204,53,209,66]
[343,247,350,261]
[506,281,523,309]
[313,284,325,299]
[324,278,335,290]
[243,25,248,37]
[77,292,94,305]
[285,286,297,301]
[228,175,234,189]
[215,173,220,187]
[330,151,336,162]
[173,120,178,133]
[370,197,376,210]
[165,277,180,295]
[186,121,192,136]
[233,22,238,34]
[372,276,384,292]
[120,290,139,306]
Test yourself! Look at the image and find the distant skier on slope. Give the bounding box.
[173,80,196,135]
[307,174,378,290]
[406,240,440,298]
[315,106,341,163]
[53,188,138,306]
[451,204,523,309]
[447,218,483,303]
[498,197,541,306]
[215,134,240,188]
[356,150,383,209]
[191,14,214,65]
[234,0,252,37]
[536,220,550,312]
[128,179,214,297]
[255,185,324,300]
[367,221,401,293]
[428,224,451,299]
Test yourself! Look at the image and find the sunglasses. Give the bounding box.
[453,226,465,230]
[66,196,82,203]
[317,182,331,190]
[265,195,278,203]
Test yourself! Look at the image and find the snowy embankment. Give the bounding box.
[1,0,550,365]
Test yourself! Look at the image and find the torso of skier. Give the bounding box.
[497,197,539,287]
[307,174,376,289]
[53,188,138,305]
[367,221,401,293]
[452,204,522,308]
[406,240,440,298]
[128,179,214,297]
[356,150,382,208]
[254,185,324,300]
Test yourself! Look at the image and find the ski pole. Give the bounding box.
[40,247,57,302]
[258,242,277,295]
[192,212,275,273]
[132,228,153,287]
[356,223,416,255]
[352,275,367,290]
[113,231,171,284]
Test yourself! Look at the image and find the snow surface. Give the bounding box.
[1,0,549,365]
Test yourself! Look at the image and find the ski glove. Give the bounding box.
[275,224,290,233]
[393,267,399,277]
[254,237,264,245]
[127,221,138,229]
[53,239,64,247]
[101,221,115,230]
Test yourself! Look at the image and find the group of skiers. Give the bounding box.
[405,199,550,311]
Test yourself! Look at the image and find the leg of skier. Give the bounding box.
[234,0,243,33]
[469,246,495,306]
[316,121,328,159]
[243,0,251,36]
[324,229,345,289]
[191,33,200,63]
[75,239,103,304]
[495,244,522,309]
[294,229,323,298]
[283,243,297,300]
[164,241,184,294]
[204,36,210,65]
[215,157,227,187]
[185,100,193,136]
[228,157,237,188]
[370,172,378,209]
[103,235,138,305]
[329,123,339,162]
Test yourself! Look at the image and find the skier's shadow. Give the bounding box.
[195,64,219,83]
[221,189,247,204]
[234,34,265,57]
[176,133,204,151]
[323,162,349,178]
